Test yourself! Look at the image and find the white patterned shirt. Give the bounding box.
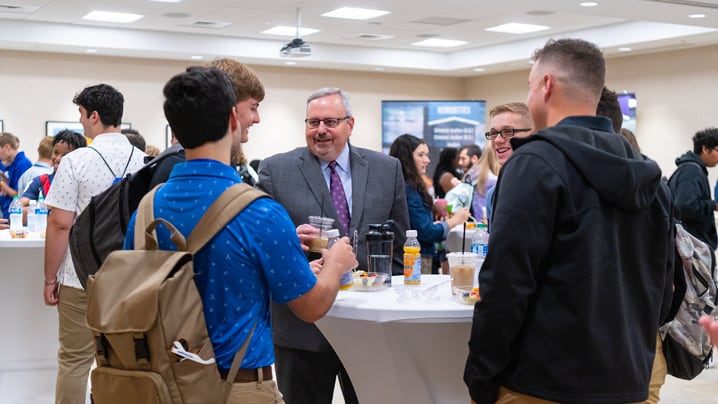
[46,132,146,289]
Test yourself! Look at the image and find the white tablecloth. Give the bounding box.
[316,275,474,404]
[0,229,58,403]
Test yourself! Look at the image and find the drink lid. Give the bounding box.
[406,229,417,237]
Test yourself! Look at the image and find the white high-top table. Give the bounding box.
[316,274,474,404]
[0,230,58,403]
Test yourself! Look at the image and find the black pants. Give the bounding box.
[274,345,359,404]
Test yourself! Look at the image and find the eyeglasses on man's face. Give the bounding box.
[305,116,351,129]
[485,128,532,141]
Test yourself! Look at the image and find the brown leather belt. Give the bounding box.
[220,366,273,383]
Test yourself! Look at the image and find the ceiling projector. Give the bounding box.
[280,38,312,57]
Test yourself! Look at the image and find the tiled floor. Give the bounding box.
[7,352,716,403]
[659,365,718,404]
[331,359,718,403]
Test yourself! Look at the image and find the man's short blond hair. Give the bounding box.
[0,132,19,149]
[38,136,54,159]
[208,58,265,103]
[490,102,529,119]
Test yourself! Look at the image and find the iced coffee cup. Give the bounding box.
[446,252,479,295]
[308,216,335,253]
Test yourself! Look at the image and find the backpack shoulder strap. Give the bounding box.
[120,146,135,177]
[187,183,267,254]
[89,146,118,178]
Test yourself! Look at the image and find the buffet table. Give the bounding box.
[0,230,58,403]
[316,275,474,404]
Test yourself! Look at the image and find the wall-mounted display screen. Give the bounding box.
[617,92,637,133]
[381,100,486,153]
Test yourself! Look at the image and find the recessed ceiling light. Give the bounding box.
[285,61,297,65]
[473,67,485,72]
[85,49,98,53]
[485,23,549,34]
[262,26,319,37]
[163,12,190,18]
[689,13,706,19]
[412,38,467,48]
[580,1,598,6]
[618,47,632,52]
[190,55,203,60]
[321,7,390,20]
[150,0,182,3]
[82,10,143,23]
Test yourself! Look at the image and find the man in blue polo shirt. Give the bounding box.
[0,132,32,218]
[125,65,357,403]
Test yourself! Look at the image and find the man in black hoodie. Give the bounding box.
[464,38,675,403]
[669,128,718,251]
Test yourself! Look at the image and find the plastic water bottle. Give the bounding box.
[27,200,37,233]
[9,195,24,238]
[470,223,489,286]
[36,194,48,238]
[326,229,353,291]
[403,230,421,285]
[470,223,489,258]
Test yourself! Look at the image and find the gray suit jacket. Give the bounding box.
[257,144,409,352]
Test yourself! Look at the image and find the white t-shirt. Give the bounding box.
[46,132,146,289]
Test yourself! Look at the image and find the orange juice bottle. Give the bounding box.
[403,230,421,285]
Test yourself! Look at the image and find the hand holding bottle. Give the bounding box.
[446,206,470,229]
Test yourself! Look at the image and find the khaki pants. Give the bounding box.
[227,370,285,404]
[496,387,558,403]
[642,335,667,404]
[56,285,95,404]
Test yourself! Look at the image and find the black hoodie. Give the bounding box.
[669,151,717,250]
[464,116,675,403]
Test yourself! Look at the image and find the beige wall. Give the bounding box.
[2,45,717,184]
[0,50,461,163]
[464,45,718,185]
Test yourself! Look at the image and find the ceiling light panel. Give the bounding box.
[82,10,143,23]
[322,7,390,20]
[485,23,549,34]
[412,38,467,47]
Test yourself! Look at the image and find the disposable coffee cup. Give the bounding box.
[308,216,335,253]
[446,252,479,295]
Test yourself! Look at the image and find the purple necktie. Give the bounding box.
[329,161,350,235]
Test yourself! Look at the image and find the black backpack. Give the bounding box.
[70,149,185,289]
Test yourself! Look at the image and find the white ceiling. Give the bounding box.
[2,0,718,76]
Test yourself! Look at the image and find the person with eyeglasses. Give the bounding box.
[256,87,410,404]
[669,127,718,254]
[483,102,533,226]
[464,38,674,404]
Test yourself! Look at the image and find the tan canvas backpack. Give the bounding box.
[86,183,266,403]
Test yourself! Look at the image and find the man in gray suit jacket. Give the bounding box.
[257,87,409,404]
